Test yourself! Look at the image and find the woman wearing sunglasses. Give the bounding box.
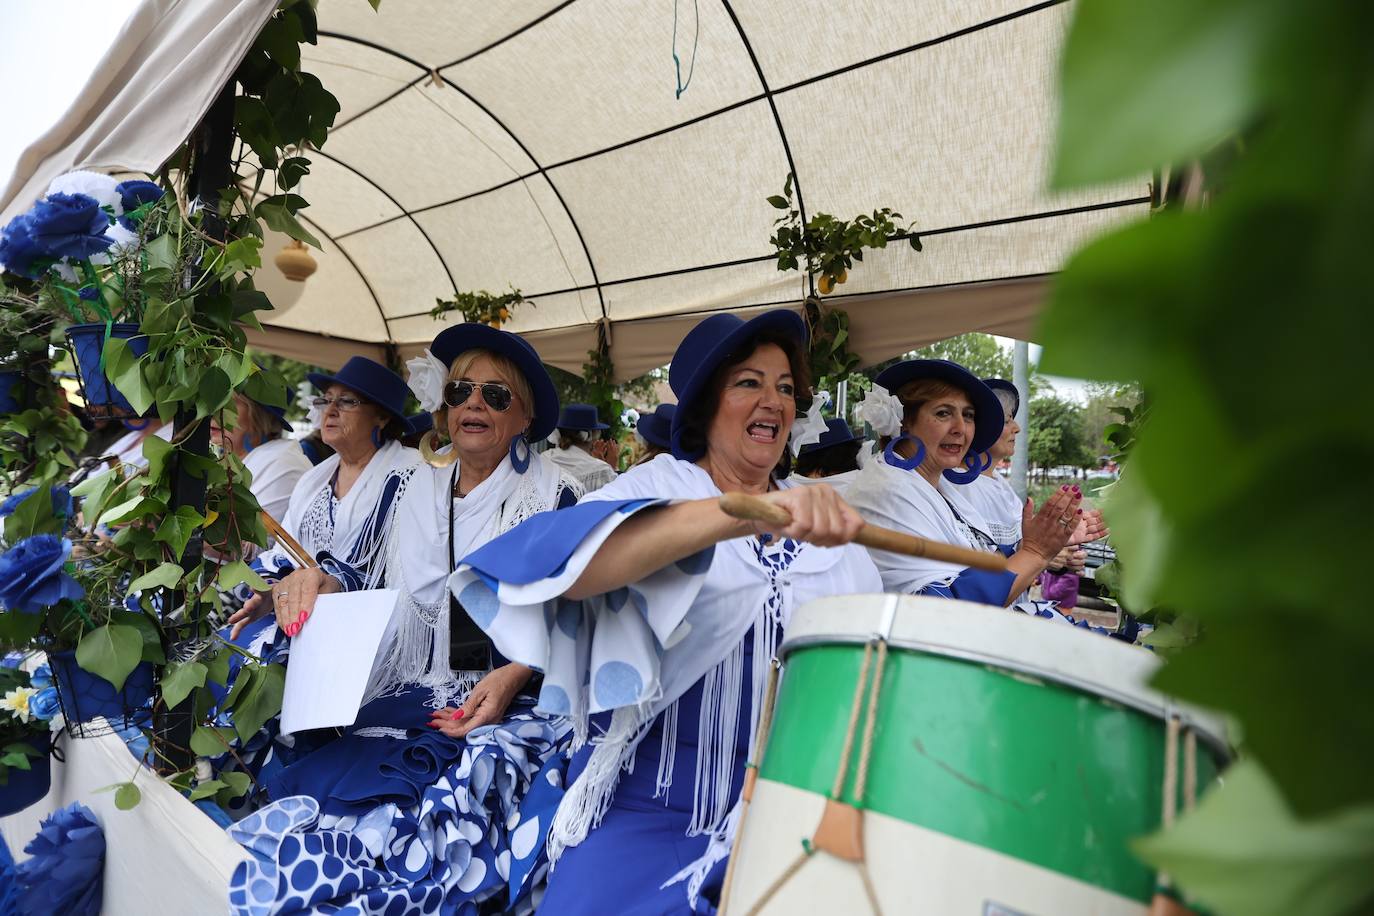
[231,325,582,913]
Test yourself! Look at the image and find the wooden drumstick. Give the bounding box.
[260,511,318,570]
[719,492,1007,572]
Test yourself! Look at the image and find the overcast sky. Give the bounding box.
[992,336,1093,404]
[0,1,139,189]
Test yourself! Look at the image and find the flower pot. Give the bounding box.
[0,733,52,816]
[0,369,21,413]
[49,650,154,730]
[64,322,149,419]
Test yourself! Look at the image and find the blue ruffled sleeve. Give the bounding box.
[451,498,713,723]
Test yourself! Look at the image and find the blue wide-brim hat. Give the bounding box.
[983,377,1020,417]
[874,358,1004,454]
[668,310,808,460]
[428,323,560,442]
[636,403,675,450]
[557,402,608,431]
[799,417,864,455]
[405,412,433,436]
[257,389,294,432]
[307,356,409,422]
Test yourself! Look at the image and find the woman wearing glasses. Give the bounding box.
[228,325,581,914]
[226,356,418,639]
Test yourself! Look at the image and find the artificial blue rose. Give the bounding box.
[29,686,60,721]
[0,213,44,278]
[16,802,105,916]
[114,180,162,230]
[78,285,99,301]
[0,535,84,613]
[27,192,112,262]
[0,485,74,526]
[30,663,52,690]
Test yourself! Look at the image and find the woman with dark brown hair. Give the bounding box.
[449,309,882,912]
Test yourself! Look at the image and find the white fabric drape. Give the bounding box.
[1,0,278,222]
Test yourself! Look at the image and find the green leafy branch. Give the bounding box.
[430,286,529,328]
[767,173,921,294]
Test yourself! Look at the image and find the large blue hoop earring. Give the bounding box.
[883,434,926,471]
[371,427,384,448]
[121,418,150,431]
[509,433,531,473]
[242,434,256,454]
[943,450,989,484]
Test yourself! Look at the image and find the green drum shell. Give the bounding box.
[760,639,1223,904]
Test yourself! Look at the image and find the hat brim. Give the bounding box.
[559,421,610,431]
[799,431,864,454]
[982,378,1021,417]
[875,360,1004,454]
[429,323,560,442]
[670,310,807,460]
[307,371,407,422]
[636,414,671,449]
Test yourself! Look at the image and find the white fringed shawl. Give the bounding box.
[366,448,578,708]
[452,454,881,865]
[256,440,419,584]
[943,472,1024,546]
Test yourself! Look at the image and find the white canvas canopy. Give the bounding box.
[2,0,1146,377]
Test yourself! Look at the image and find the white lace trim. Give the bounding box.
[351,726,409,740]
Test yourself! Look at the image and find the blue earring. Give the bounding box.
[371,427,384,448]
[121,418,150,431]
[883,434,926,471]
[509,434,531,473]
[242,434,255,453]
[943,450,989,484]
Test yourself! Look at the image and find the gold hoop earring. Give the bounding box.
[419,429,457,467]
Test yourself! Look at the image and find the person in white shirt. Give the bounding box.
[788,416,865,494]
[210,391,312,527]
[544,402,619,493]
[106,419,174,470]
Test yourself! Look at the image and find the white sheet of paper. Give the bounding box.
[280,588,401,735]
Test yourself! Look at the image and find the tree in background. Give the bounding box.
[1079,381,1142,460]
[1027,391,1090,478]
[863,332,1013,385]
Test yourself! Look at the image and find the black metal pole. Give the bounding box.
[155,80,236,774]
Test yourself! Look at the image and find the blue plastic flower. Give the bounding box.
[28,687,60,722]
[114,180,162,230]
[26,192,112,262]
[0,535,84,613]
[30,663,51,690]
[0,486,74,526]
[0,212,44,278]
[15,802,105,916]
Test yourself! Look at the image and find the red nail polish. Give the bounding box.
[426,721,438,728]
[1077,508,1084,514]
[453,710,465,719]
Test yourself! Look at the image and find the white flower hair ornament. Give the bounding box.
[789,389,830,455]
[855,384,903,438]
[405,349,449,413]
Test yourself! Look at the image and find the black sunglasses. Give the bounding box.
[444,380,513,411]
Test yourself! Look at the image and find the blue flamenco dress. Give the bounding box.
[450,456,883,914]
[226,458,580,915]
